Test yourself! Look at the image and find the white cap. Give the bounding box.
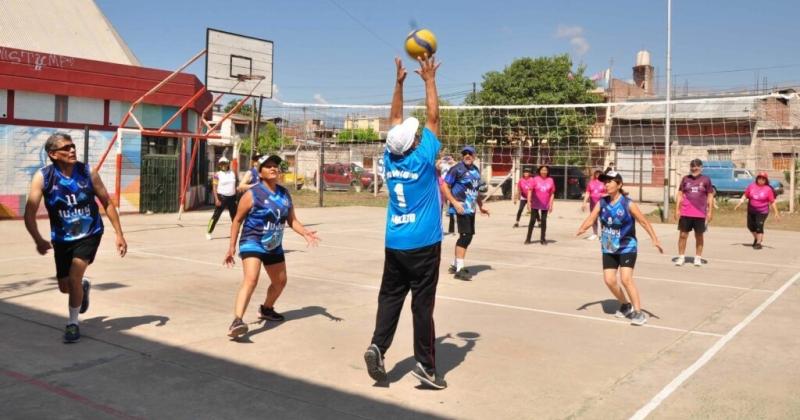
[218,156,229,163]
[385,117,419,155]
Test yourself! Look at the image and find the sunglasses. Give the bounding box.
[51,143,76,152]
[462,151,474,156]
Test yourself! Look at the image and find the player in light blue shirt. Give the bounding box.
[364,55,447,390]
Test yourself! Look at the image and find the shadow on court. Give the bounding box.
[576,300,662,320]
[382,332,480,387]
[465,264,492,275]
[236,305,343,343]
[0,300,446,419]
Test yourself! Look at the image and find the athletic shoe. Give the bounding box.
[754,243,763,250]
[448,265,457,274]
[205,233,212,240]
[363,344,387,382]
[752,239,758,248]
[540,239,547,246]
[411,362,447,389]
[513,222,519,228]
[693,258,703,267]
[227,318,248,338]
[615,302,634,318]
[79,278,90,314]
[587,234,598,241]
[258,305,285,322]
[675,256,685,266]
[630,311,648,326]
[524,240,532,245]
[63,324,80,343]
[454,268,472,281]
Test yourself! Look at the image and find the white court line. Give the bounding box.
[629,270,800,420]
[281,241,775,293]
[130,250,723,338]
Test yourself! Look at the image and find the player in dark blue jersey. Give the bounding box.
[237,153,262,193]
[576,170,662,326]
[442,145,490,280]
[363,55,447,390]
[24,133,127,343]
[224,154,319,339]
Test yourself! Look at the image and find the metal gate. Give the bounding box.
[140,155,179,213]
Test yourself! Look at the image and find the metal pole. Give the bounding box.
[83,126,89,164]
[319,138,324,207]
[373,154,378,197]
[790,155,796,213]
[639,148,644,201]
[663,0,673,221]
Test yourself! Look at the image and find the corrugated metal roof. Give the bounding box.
[0,0,140,66]
[613,98,756,120]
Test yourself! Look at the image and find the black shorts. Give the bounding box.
[240,252,285,266]
[456,213,476,235]
[747,212,768,234]
[53,234,103,279]
[602,252,637,270]
[678,216,707,234]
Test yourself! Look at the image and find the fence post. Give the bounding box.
[373,154,378,198]
[318,138,324,207]
[790,156,796,213]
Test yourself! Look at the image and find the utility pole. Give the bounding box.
[663,0,673,222]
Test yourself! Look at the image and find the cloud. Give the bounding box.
[313,93,328,104]
[555,24,590,56]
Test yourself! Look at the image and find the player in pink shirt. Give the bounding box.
[581,170,605,240]
[734,172,780,250]
[514,167,534,228]
[525,165,555,245]
[674,159,714,267]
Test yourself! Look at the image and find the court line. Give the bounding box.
[629,270,800,420]
[281,241,775,293]
[130,250,723,338]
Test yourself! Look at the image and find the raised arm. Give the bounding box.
[24,171,52,255]
[415,55,441,137]
[390,57,407,126]
[92,171,127,257]
[237,170,253,192]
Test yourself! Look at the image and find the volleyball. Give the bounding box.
[405,29,437,60]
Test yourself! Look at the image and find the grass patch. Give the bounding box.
[292,189,388,208]
[646,200,800,231]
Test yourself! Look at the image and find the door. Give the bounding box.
[140,155,179,213]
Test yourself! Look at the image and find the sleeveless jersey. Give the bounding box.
[41,162,104,242]
[599,195,637,254]
[239,183,292,255]
[247,167,260,187]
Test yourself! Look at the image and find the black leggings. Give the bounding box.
[447,214,455,233]
[208,194,237,234]
[515,200,527,222]
[526,209,548,242]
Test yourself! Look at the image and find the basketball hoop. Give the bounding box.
[236,74,266,82]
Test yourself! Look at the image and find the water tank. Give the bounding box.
[635,50,651,67]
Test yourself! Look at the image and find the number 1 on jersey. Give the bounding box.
[393,183,407,208]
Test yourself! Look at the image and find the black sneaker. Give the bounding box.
[513,222,519,228]
[752,239,758,248]
[79,278,91,314]
[63,324,80,343]
[615,303,634,318]
[258,305,285,322]
[363,344,387,382]
[454,268,472,281]
[754,243,763,250]
[411,362,447,389]
[228,318,248,338]
[540,239,547,245]
[524,239,532,245]
[448,265,457,274]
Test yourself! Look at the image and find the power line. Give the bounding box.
[326,0,402,55]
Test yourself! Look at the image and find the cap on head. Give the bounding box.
[599,169,623,183]
[522,166,532,173]
[386,117,419,155]
[461,146,476,156]
[258,154,282,169]
[251,153,263,162]
[756,171,769,181]
[690,159,703,168]
[218,156,230,164]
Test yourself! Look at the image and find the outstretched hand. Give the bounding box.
[414,54,440,82]
[303,230,321,247]
[394,57,407,84]
[223,250,236,268]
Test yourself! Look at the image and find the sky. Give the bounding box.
[96,0,800,105]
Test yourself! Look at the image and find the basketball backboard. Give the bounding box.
[205,29,273,98]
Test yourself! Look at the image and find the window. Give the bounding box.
[707,149,732,161]
[142,136,178,155]
[733,169,752,180]
[772,153,796,171]
[54,95,68,122]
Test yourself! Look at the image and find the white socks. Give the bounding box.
[455,259,464,271]
[68,306,80,326]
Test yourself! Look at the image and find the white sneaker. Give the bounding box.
[675,256,685,266]
[206,233,212,240]
[587,234,598,241]
[693,257,703,267]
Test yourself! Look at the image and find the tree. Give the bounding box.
[223,99,253,116]
[411,99,479,154]
[335,128,380,142]
[463,54,603,164]
[238,122,292,155]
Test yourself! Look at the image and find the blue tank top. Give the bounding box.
[247,167,259,187]
[41,162,104,242]
[239,183,292,255]
[599,195,637,254]
[384,127,442,250]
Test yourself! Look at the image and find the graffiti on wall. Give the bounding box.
[0,48,76,71]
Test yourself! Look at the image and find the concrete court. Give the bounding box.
[1,200,799,419]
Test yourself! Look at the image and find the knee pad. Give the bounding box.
[456,233,473,248]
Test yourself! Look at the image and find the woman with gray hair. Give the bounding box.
[24,133,127,343]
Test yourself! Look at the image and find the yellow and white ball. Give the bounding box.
[405,29,437,60]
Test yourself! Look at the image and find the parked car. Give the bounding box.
[701,160,783,197]
[313,162,383,192]
[281,171,305,190]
